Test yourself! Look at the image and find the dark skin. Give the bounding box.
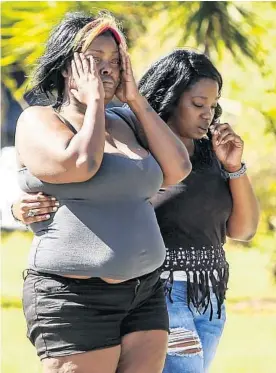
[14,78,259,239]
[14,34,191,224]
[13,60,259,365]
[168,78,219,154]
[16,32,191,274]
[168,78,259,240]
[15,32,191,373]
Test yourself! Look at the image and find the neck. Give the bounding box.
[60,102,86,116]
[59,90,109,117]
[167,121,194,156]
[59,91,86,115]
[178,136,194,156]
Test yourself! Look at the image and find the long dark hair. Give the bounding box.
[29,12,125,110]
[138,49,223,168]
[138,49,223,124]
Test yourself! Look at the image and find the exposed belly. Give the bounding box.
[62,274,125,283]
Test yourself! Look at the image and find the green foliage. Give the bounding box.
[1,1,154,98]
[159,1,259,60]
[1,1,276,237]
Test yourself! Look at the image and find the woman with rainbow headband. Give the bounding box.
[15,12,191,373]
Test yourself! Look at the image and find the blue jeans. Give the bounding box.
[163,280,226,373]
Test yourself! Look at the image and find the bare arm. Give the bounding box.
[211,123,260,241]
[16,53,106,184]
[129,96,192,186]
[116,46,191,186]
[226,167,260,241]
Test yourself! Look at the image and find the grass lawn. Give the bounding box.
[211,311,276,373]
[2,308,276,373]
[1,231,276,372]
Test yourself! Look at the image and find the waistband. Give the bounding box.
[161,244,229,320]
[161,243,227,272]
[23,268,161,284]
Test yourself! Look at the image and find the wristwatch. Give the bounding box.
[223,163,247,179]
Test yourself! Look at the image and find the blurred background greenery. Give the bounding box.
[1,1,276,372]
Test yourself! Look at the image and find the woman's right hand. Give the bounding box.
[12,192,60,224]
[70,52,105,105]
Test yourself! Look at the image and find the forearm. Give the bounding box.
[226,169,260,241]
[64,98,105,175]
[129,95,191,185]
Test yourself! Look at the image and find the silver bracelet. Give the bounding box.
[223,163,247,179]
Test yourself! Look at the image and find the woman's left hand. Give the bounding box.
[115,45,140,103]
[210,122,244,171]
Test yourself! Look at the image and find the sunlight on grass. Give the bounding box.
[1,309,41,373]
[1,231,32,299]
[1,232,276,373]
[2,308,276,373]
[226,243,276,302]
[211,311,276,373]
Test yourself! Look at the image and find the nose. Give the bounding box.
[99,61,112,76]
[202,107,212,121]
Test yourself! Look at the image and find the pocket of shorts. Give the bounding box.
[34,276,70,294]
[33,276,111,295]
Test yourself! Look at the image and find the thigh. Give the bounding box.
[117,330,168,373]
[163,281,204,373]
[23,272,132,360]
[121,273,169,336]
[42,347,121,373]
[118,272,169,373]
[194,293,226,371]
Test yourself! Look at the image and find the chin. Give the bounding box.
[103,93,115,105]
[193,133,209,140]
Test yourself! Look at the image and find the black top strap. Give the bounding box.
[55,112,78,135]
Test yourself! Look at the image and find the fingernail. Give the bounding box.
[216,141,219,145]
[55,201,60,206]
[51,197,56,200]
[52,207,58,212]
[45,214,51,219]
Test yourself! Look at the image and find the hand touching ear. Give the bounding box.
[210,122,244,171]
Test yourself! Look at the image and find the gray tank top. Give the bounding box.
[18,108,166,280]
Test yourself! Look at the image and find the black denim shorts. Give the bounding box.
[22,269,169,360]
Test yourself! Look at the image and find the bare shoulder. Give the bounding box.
[19,105,54,117]
[16,105,74,151]
[18,105,57,127]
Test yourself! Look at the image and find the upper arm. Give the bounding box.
[15,106,77,182]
